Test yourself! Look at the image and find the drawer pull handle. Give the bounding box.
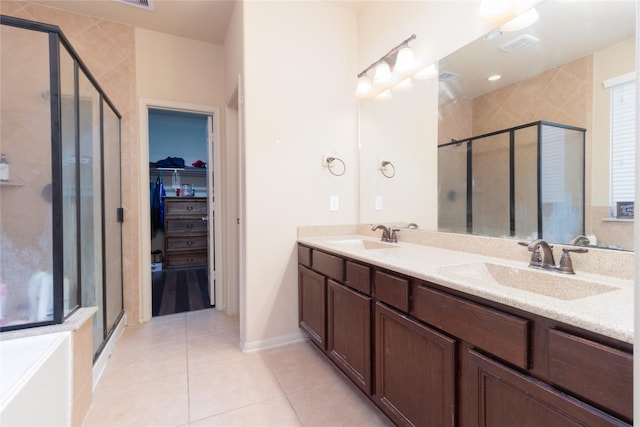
[187,241,193,246]
[186,206,193,211]
[186,223,193,228]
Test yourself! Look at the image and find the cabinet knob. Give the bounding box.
[186,223,193,228]
[187,241,193,246]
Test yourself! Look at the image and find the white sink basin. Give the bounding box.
[437,262,619,301]
[324,238,398,250]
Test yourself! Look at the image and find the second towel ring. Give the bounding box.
[380,160,396,178]
[326,157,346,176]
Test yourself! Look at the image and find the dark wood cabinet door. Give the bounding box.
[465,349,630,427]
[327,280,371,394]
[298,265,326,350]
[375,303,456,427]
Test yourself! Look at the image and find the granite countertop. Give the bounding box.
[298,234,634,344]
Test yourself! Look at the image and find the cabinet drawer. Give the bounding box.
[374,270,409,312]
[165,251,208,269]
[312,250,344,281]
[412,284,529,369]
[166,235,207,251]
[165,198,207,215]
[165,218,208,234]
[345,261,371,295]
[548,329,632,422]
[298,245,311,267]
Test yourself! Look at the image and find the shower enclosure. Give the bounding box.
[0,16,123,358]
[438,121,585,243]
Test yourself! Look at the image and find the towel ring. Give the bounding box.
[380,160,395,178]
[326,157,346,176]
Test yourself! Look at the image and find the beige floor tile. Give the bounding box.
[97,339,188,389]
[262,341,343,394]
[83,372,189,427]
[287,378,392,427]
[117,313,186,352]
[188,356,285,421]
[186,309,239,339]
[190,396,302,427]
[187,330,251,371]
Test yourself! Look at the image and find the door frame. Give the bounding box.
[138,98,222,322]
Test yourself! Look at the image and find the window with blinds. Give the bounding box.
[610,79,635,214]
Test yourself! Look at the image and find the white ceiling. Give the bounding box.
[29,0,237,44]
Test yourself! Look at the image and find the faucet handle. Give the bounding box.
[518,241,543,267]
[557,247,588,274]
[389,228,400,243]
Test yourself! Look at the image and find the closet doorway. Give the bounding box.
[139,100,221,320]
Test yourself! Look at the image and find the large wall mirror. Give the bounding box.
[359,0,635,251]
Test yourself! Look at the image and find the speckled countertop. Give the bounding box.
[298,234,634,344]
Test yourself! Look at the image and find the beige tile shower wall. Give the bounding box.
[1,1,140,322]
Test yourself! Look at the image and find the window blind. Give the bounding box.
[610,79,635,208]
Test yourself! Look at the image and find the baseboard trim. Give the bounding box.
[240,330,307,353]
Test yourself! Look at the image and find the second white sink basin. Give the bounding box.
[438,262,619,300]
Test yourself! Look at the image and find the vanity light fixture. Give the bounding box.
[356,34,426,100]
[413,63,438,80]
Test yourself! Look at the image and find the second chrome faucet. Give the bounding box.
[372,224,399,243]
[520,239,588,274]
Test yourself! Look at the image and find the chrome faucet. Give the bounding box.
[519,239,588,274]
[526,239,556,270]
[372,224,399,243]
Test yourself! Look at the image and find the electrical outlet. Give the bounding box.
[330,196,339,211]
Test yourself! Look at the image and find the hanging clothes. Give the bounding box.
[151,174,166,237]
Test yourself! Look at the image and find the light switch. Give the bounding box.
[330,196,339,211]
[375,196,383,210]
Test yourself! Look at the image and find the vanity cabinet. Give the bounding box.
[466,349,627,427]
[298,265,326,350]
[299,246,373,393]
[296,244,632,427]
[164,197,208,269]
[375,302,456,426]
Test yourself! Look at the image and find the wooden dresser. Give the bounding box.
[164,197,208,269]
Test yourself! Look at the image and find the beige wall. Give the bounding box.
[135,28,225,106]
[241,0,358,347]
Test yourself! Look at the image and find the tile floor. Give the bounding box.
[82,309,393,426]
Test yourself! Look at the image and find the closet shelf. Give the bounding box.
[150,167,207,177]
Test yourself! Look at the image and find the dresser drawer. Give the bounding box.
[374,270,409,312]
[166,235,207,251]
[548,329,632,421]
[345,261,371,296]
[165,218,207,234]
[312,250,344,281]
[165,198,208,215]
[412,284,529,369]
[165,250,208,269]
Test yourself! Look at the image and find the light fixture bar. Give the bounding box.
[357,34,417,78]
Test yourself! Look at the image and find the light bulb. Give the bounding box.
[375,89,393,101]
[394,46,415,75]
[373,61,392,87]
[355,76,373,98]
